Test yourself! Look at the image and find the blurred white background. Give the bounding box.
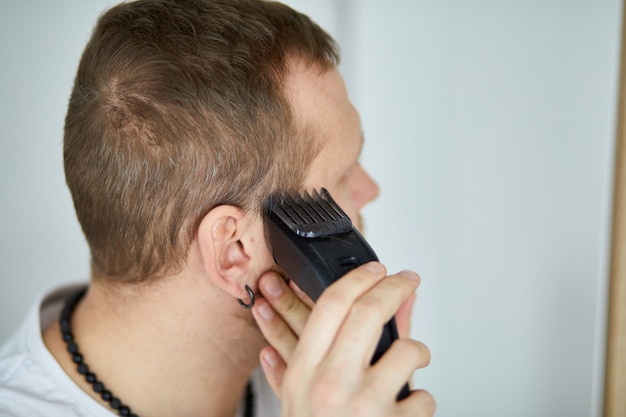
[0,1,621,416]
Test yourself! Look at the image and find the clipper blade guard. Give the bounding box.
[270,189,352,238]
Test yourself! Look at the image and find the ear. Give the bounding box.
[197,205,272,300]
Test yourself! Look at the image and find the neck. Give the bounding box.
[44,270,265,417]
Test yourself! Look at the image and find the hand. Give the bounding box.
[251,262,434,417]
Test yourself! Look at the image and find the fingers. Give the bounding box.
[252,297,298,361]
[259,346,287,396]
[252,271,315,364]
[257,272,310,336]
[324,270,421,370]
[255,262,434,417]
[290,261,390,367]
[366,339,430,398]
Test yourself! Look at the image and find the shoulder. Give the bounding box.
[0,339,74,416]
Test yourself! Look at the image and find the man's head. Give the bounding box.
[64,0,339,282]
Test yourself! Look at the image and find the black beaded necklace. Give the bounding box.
[61,287,255,417]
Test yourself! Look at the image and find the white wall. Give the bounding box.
[0,1,621,417]
[0,1,113,333]
[349,2,621,417]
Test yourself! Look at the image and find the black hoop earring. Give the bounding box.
[237,285,255,309]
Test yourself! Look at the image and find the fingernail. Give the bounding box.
[263,351,278,368]
[258,302,274,320]
[365,262,385,274]
[398,270,419,281]
[264,275,283,297]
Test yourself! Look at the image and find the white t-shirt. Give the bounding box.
[0,284,280,417]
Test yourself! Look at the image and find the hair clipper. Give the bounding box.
[265,188,411,401]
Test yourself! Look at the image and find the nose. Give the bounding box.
[352,164,380,211]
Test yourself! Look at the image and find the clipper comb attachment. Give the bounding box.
[271,189,352,238]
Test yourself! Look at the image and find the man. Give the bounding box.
[0,1,434,416]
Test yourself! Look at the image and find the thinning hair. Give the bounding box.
[64,0,339,282]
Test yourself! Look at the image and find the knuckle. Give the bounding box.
[261,316,289,339]
[315,292,345,315]
[270,322,289,338]
[276,292,301,315]
[395,339,431,368]
[352,294,385,322]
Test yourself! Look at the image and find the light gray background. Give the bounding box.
[0,1,621,417]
